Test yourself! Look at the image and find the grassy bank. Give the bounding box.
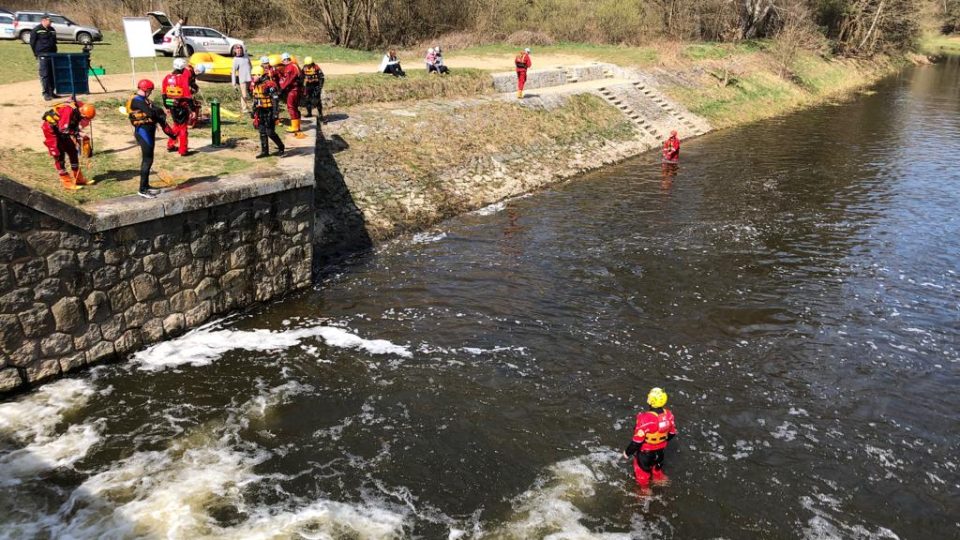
[660,49,902,129]
[333,93,635,238]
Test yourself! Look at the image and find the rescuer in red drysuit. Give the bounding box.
[623,387,677,487]
[515,48,532,99]
[161,58,195,156]
[662,130,680,163]
[41,100,96,190]
[278,52,303,136]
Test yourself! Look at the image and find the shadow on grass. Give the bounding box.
[91,168,139,182]
[96,144,137,156]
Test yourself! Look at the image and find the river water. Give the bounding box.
[3,61,960,539]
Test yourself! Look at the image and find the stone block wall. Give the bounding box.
[492,69,568,93]
[0,188,313,393]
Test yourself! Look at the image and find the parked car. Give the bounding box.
[13,11,103,45]
[148,12,243,57]
[0,13,14,40]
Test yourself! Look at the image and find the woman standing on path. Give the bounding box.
[515,48,532,98]
[231,44,252,113]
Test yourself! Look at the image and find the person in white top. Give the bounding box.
[172,18,186,58]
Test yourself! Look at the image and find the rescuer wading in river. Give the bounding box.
[623,387,677,487]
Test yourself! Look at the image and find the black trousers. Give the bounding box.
[636,449,665,472]
[256,110,284,153]
[38,55,55,97]
[135,126,156,191]
[304,84,323,117]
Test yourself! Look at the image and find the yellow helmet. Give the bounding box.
[647,387,668,408]
[251,65,264,77]
[304,56,313,65]
[268,54,282,67]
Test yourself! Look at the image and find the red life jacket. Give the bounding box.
[631,408,676,451]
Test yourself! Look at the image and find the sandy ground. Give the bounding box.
[0,53,593,153]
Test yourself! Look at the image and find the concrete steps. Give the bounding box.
[632,81,705,136]
[598,87,661,145]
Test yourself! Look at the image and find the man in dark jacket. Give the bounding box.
[30,15,58,101]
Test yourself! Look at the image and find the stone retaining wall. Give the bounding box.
[0,188,313,393]
[492,69,567,93]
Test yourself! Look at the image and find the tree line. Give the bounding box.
[8,0,940,55]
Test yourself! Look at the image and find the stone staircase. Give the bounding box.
[631,81,706,136]
[598,86,662,146]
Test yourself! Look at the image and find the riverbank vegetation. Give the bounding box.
[9,1,941,55]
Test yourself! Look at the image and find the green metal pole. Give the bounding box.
[210,99,221,147]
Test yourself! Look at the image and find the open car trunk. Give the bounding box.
[147,11,172,45]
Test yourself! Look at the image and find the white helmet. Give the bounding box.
[260,56,270,64]
[281,52,291,61]
[194,64,206,74]
[173,58,187,70]
[524,47,531,53]
[428,47,434,53]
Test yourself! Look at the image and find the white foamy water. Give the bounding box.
[473,202,506,216]
[800,492,901,540]
[0,378,102,486]
[411,231,448,244]
[9,383,409,540]
[131,321,412,371]
[484,451,649,539]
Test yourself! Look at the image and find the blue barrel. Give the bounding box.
[50,53,90,96]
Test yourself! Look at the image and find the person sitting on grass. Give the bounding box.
[380,50,406,77]
[425,47,438,73]
[433,45,450,75]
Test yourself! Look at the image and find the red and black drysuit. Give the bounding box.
[250,78,285,158]
[515,52,532,94]
[161,69,198,155]
[279,61,302,122]
[41,101,85,180]
[662,134,680,163]
[624,407,677,486]
[302,62,325,120]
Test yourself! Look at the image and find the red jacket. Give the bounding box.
[162,70,193,100]
[515,53,531,71]
[279,62,302,92]
[662,135,680,161]
[631,408,677,452]
[42,102,82,134]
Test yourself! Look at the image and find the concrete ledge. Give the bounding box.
[0,169,314,234]
[492,69,567,93]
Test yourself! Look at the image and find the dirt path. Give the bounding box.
[0,53,594,154]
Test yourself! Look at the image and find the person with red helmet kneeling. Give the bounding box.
[623,387,677,487]
[127,79,176,198]
[40,100,96,190]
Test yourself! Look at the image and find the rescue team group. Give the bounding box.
[39,51,326,199]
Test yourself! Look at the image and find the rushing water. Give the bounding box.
[3,62,960,539]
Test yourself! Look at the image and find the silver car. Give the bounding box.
[148,12,244,57]
[13,11,103,45]
[0,13,14,40]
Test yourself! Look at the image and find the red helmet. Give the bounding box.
[137,79,155,92]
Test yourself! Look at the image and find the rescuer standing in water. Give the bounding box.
[623,387,677,487]
[662,130,680,163]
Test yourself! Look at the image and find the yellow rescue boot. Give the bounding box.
[286,119,300,133]
[59,171,82,191]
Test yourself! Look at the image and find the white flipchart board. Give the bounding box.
[122,17,159,88]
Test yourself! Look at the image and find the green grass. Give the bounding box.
[918,34,960,55]
[447,41,660,67]
[244,43,380,64]
[325,69,493,106]
[683,41,761,60]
